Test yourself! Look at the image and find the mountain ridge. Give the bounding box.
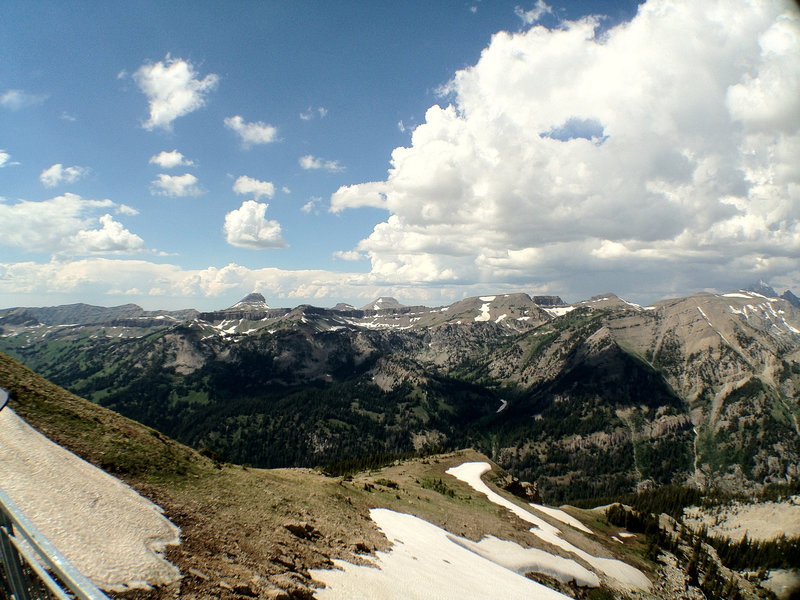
[2,286,798,503]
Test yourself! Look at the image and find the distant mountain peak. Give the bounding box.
[229,292,269,310]
[744,280,778,298]
[332,302,356,311]
[361,297,404,311]
[531,295,567,307]
[781,289,800,308]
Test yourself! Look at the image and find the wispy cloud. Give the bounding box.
[299,154,344,172]
[224,115,278,147]
[0,89,48,110]
[132,56,219,131]
[301,196,322,214]
[514,1,552,25]
[0,150,20,168]
[299,106,328,120]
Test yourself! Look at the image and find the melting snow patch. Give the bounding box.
[311,509,574,599]
[479,296,496,302]
[530,504,594,535]
[474,303,491,322]
[496,399,508,413]
[723,293,753,299]
[621,299,642,310]
[544,306,576,317]
[495,314,507,323]
[0,409,180,591]
[447,462,650,591]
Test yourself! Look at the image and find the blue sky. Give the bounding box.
[1,1,798,310]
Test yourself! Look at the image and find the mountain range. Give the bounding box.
[2,284,798,504]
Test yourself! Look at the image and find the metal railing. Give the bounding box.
[0,387,110,600]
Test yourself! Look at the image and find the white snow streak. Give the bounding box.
[530,504,594,535]
[446,462,650,591]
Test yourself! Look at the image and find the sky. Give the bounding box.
[1,0,798,311]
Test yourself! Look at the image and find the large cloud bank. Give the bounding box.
[331,0,800,298]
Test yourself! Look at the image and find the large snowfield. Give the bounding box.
[311,508,574,599]
[446,462,651,591]
[312,461,651,599]
[0,408,181,591]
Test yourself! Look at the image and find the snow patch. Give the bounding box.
[530,504,594,535]
[496,399,508,413]
[474,303,491,322]
[544,306,575,317]
[447,462,650,591]
[621,299,642,310]
[311,508,574,599]
[495,313,507,323]
[0,409,180,591]
[479,296,496,302]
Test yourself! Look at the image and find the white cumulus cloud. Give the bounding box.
[223,200,287,249]
[299,154,344,172]
[70,214,146,254]
[232,175,275,200]
[330,0,800,300]
[149,150,194,168]
[333,250,364,261]
[0,193,145,256]
[150,173,203,197]
[39,164,90,188]
[224,115,278,147]
[133,56,219,131]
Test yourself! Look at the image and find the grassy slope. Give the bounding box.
[0,352,653,599]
